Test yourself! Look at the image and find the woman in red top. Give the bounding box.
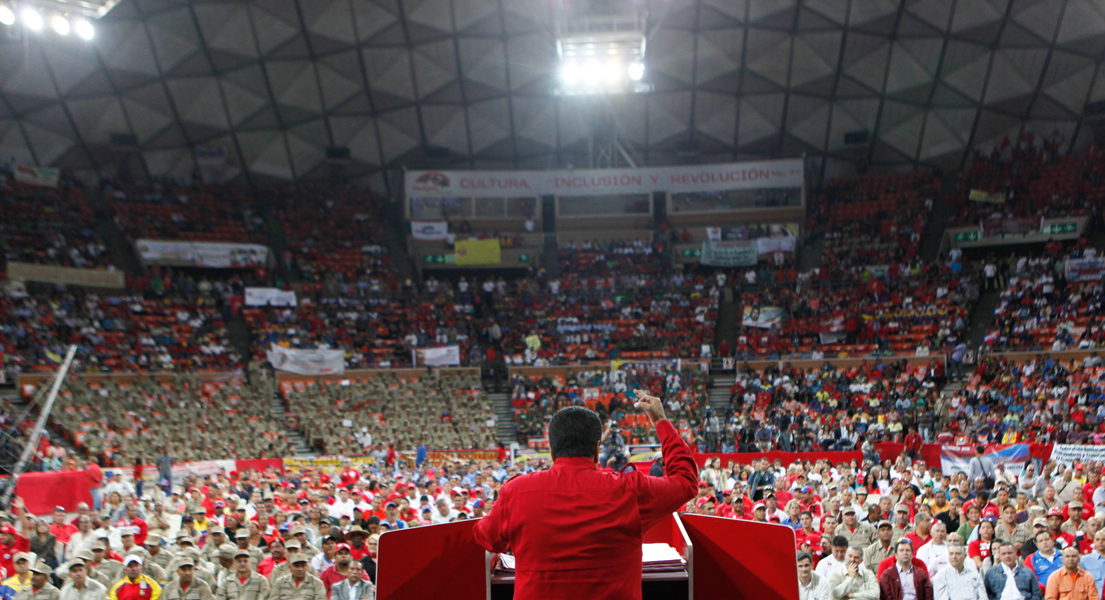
[968,519,996,569]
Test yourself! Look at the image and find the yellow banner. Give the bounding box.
[969,189,1006,204]
[455,239,501,265]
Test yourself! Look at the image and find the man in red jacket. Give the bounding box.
[879,539,934,600]
[473,389,698,600]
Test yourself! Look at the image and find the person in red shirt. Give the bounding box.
[256,539,287,578]
[318,545,354,597]
[0,524,29,578]
[1046,506,1077,549]
[48,507,78,545]
[473,391,698,600]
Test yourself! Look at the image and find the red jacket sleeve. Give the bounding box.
[633,419,699,533]
[472,487,510,554]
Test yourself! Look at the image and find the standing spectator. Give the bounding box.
[931,543,985,600]
[1043,548,1098,600]
[879,539,933,600]
[967,447,995,489]
[156,450,173,490]
[950,342,968,382]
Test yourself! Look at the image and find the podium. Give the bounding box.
[376,515,799,600]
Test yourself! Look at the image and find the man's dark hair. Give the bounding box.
[976,445,985,455]
[548,406,603,460]
[796,551,812,564]
[832,535,849,548]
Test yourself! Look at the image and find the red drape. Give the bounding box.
[12,469,95,514]
[874,442,943,466]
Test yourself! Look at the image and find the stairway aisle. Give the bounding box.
[965,289,1003,348]
[707,374,734,414]
[919,176,952,263]
[269,394,312,455]
[487,391,517,445]
[542,233,561,277]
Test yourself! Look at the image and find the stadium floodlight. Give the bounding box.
[0,6,14,26]
[22,7,42,30]
[561,62,580,85]
[555,31,649,96]
[628,61,644,81]
[52,15,69,35]
[74,19,93,39]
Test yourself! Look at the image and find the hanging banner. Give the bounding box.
[413,346,461,367]
[411,221,449,241]
[13,164,60,188]
[756,235,797,254]
[136,240,269,268]
[1065,257,1104,282]
[700,240,757,267]
[742,306,785,329]
[969,189,1006,204]
[455,239,501,265]
[6,262,126,289]
[406,159,804,198]
[940,444,1030,477]
[982,218,1038,237]
[706,223,800,242]
[267,344,345,376]
[245,288,297,307]
[1051,444,1105,467]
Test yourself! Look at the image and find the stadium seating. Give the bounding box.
[106,180,266,244]
[280,370,494,454]
[0,171,111,272]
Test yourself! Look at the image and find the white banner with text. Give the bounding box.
[406,159,804,198]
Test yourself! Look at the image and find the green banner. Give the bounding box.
[423,254,456,264]
[681,248,703,258]
[1042,222,1078,235]
[518,253,530,263]
[953,230,980,242]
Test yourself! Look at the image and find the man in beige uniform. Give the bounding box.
[268,556,325,600]
[59,562,107,600]
[232,532,262,568]
[288,527,318,557]
[267,543,317,583]
[73,550,113,588]
[215,551,267,600]
[144,534,175,573]
[90,543,124,584]
[160,558,213,600]
[836,506,877,547]
[864,521,896,573]
[200,529,229,565]
[14,561,60,600]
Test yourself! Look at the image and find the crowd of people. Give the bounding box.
[105,180,266,245]
[948,133,1101,228]
[0,170,112,272]
[809,171,937,268]
[984,247,1104,352]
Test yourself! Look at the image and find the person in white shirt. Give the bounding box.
[327,489,357,520]
[826,546,879,600]
[932,543,986,600]
[918,521,952,577]
[797,551,830,600]
[816,536,849,578]
[430,498,457,525]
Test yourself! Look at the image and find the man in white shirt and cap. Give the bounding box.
[917,521,951,577]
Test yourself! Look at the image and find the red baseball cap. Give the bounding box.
[1047,506,1063,517]
[982,506,1000,519]
[335,544,352,553]
[0,525,15,535]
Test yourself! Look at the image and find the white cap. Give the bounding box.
[123,555,143,566]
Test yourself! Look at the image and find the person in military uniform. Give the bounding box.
[215,551,268,600]
[58,561,107,600]
[14,561,59,600]
[199,530,228,566]
[268,556,325,600]
[90,543,124,584]
[159,559,212,600]
[231,532,261,570]
[73,550,113,588]
[267,543,317,583]
[287,527,318,558]
[210,546,237,592]
[144,535,175,573]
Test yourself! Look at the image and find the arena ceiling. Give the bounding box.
[1,0,1105,190]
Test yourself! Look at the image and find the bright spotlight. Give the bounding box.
[22,8,42,30]
[604,61,622,84]
[74,19,93,40]
[561,62,580,85]
[0,6,14,26]
[628,62,644,81]
[582,61,602,85]
[52,16,69,35]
